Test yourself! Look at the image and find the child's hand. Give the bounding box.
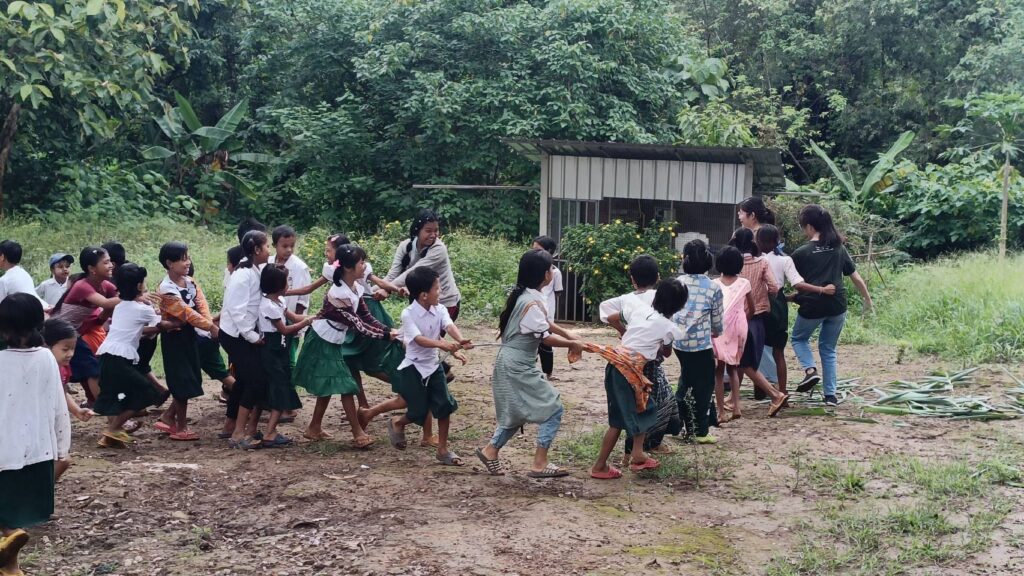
[209,325,220,340]
[398,287,410,298]
[76,408,95,422]
[458,339,474,350]
[146,292,162,306]
[389,329,400,341]
[158,320,180,332]
[372,288,389,301]
[440,340,461,354]
[820,284,837,296]
[452,350,468,365]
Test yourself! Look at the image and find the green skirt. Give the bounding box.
[197,335,229,381]
[0,460,54,528]
[162,327,204,401]
[342,298,398,374]
[293,330,360,397]
[604,363,658,435]
[94,354,163,416]
[393,365,458,426]
[261,332,302,411]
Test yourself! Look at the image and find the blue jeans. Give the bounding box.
[490,406,564,450]
[790,312,846,396]
[758,346,779,384]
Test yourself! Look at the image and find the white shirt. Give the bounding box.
[269,254,312,313]
[311,280,363,344]
[259,297,286,333]
[0,265,38,303]
[221,265,263,343]
[36,277,69,306]
[520,289,552,337]
[599,290,655,323]
[617,296,684,361]
[764,252,804,289]
[96,300,161,362]
[0,348,71,471]
[397,301,454,378]
[539,266,563,321]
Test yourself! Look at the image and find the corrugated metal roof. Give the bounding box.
[504,138,785,193]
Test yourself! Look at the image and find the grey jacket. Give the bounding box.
[384,238,461,307]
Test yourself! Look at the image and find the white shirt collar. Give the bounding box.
[412,300,436,317]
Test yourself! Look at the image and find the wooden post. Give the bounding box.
[999,158,1011,259]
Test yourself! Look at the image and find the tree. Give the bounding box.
[941,91,1024,258]
[0,0,197,215]
[809,131,916,207]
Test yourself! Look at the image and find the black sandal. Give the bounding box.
[527,464,570,478]
[475,448,504,476]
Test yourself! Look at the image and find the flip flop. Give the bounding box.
[590,465,622,480]
[420,434,439,448]
[474,448,504,476]
[386,420,407,450]
[169,429,200,441]
[352,435,375,450]
[217,431,233,440]
[0,529,29,567]
[97,435,126,449]
[103,430,133,443]
[262,434,294,448]
[230,437,261,450]
[768,394,790,418]
[154,421,176,434]
[436,451,465,466]
[527,464,570,478]
[629,457,660,472]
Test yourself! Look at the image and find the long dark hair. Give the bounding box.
[755,224,782,256]
[498,249,552,336]
[739,196,775,225]
[331,244,368,286]
[799,204,844,248]
[238,230,268,269]
[52,246,108,314]
[0,293,45,348]
[400,209,440,271]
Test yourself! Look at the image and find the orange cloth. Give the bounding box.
[159,278,215,331]
[81,326,106,353]
[575,342,653,412]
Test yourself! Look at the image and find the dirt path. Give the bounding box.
[23,326,1024,575]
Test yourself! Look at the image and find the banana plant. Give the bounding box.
[142,92,277,219]
[809,130,915,206]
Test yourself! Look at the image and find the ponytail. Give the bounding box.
[798,204,844,248]
[238,230,268,268]
[739,196,775,226]
[497,249,553,336]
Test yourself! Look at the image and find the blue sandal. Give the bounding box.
[262,434,293,448]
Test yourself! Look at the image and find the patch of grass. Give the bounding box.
[302,440,346,457]
[627,524,737,571]
[805,459,867,497]
[871,455,983,498]
[448,424,490,443]
[553,428,605,467]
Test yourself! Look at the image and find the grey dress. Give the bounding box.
[492,292,563,428]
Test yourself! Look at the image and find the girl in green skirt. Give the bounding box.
[257,265,314,447]
[294,244,397,448]
[155,242,220,441]
[94,264,174,447]
[0,294,72,576]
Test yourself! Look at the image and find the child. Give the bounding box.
[93,264,172,448]
[590,279,688,479]
[154,242,220,441]
[36,253,75,307]
[43,318,95,480]
[532,236,564,380]
[52,247,120,405]
[475,249,582,478]
[0,240,38,304]
[599,255,681,456]
[186,259,236,405]
[672,240,724,444]
[220,231,272,449]
[385,267,472,465]
[727,229,789,414]
[790,204,873,406]
[711,247,788,421]
[257,265,314,447]
[293,244,397,447]
[268,225,313,367]
[754,224,834,395]
[0,294,71,576]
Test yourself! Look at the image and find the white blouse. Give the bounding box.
[96,300,161,362]
[221,265,263,343]
[258,297,286,334]
[269,254,312,313]
[519,289,552,337]
[311,280,363,344]
[618,297,685,361]
[0,348,72,471]
[764,252,804,289]
[397,301,454,378]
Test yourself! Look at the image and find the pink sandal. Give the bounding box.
[629,457,660,472]
[590,465,623,480]
[154,421,176,434]
[169,429,199,441]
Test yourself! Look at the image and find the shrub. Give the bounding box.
[560,220,680,313]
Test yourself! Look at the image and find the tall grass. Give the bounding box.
[846,253,1024,363]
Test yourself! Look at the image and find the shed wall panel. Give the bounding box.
[628,160,643,199]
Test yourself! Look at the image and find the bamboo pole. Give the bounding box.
[999,158,1011,259]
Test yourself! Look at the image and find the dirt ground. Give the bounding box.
[21,325,1024,575]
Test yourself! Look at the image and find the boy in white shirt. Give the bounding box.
[35,253,74,307]
[386,267,473,466]
[531,236,564,380]
[0,240,38,304]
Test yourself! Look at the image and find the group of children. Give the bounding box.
[0,202,866,575]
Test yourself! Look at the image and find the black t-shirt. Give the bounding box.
[791,241,856,319]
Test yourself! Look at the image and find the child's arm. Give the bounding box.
[285,276,329,297]
[271,315,314,336]
[318,297,391,339]
[65,393,94,422]
[604,313,627,337]
[541,333,584,356]
[744,292,756,320]
[369,274,401,295]
[160,292,216,332]
[849,271,873,313]
[442,322,474,350]
[547,321,579,340]
[84,291,119,311]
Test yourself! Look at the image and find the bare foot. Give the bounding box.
[356,407,371,429]
[420,434,439,448]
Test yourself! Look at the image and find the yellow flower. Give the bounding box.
[614,219,622,224]
[594,270,601,276]
[623,265,629,270]
[588,236,593,241]
[635,234,640,239]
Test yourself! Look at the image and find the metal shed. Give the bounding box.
[505,139,786,321]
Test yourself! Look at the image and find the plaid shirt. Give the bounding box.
[672,274,724,352]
